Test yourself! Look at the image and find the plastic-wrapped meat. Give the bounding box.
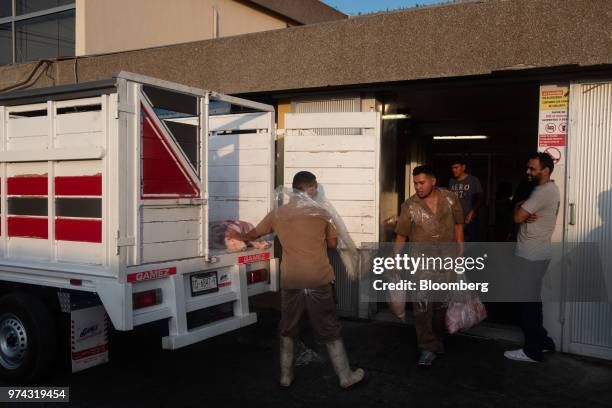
[209,220,272,252]
[250,240,270,249]
[445,294,488,334]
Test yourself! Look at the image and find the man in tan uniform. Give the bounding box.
[394,165,464,366]
[232,171,364,389]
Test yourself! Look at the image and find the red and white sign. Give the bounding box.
[544,147,562,164]
[127,267,177,283]
[538,84,568,166]
[538,134,566,147]
[238,252,270,264]
[218,272,231,288]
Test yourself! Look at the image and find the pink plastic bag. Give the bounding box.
[387,273,406,321]
[445,293,487,334]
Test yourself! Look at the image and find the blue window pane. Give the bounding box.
[16,0,73,15]
[0,23,11,65]
[15,9,74,63]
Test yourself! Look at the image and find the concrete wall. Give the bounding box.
[75,0,290,56]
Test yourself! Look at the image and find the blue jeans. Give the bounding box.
[463,215,479,242]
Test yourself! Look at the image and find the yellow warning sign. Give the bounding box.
[540,86,569,110]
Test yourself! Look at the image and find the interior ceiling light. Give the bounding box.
[382,113,411,120]
[433,135,489,140]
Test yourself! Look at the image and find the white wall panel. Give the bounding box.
[565,81,612,360]
[208,112,274,227]
[285,112,380,247]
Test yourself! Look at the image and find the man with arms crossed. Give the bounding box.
[394,165,464,366]
[232,171,365,389]
[505,152,559,362]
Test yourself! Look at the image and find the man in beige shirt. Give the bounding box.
[394,165,464,367]
[232,171,364,389]
[504,152,559,363]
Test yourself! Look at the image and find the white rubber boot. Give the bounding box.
[279,336,295,388]
[326,339,365,389]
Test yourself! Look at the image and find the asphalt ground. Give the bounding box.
[2,305,612,408]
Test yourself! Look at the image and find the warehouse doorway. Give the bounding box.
[382,80,540,235]
[278,78,543,327]
[377,79,541,326]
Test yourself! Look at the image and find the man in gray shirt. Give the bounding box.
[505,152,560,363]
[449,158,484,241]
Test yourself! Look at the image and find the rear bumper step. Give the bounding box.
[161,313,257,349]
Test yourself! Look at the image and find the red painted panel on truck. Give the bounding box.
[7,175,48,195]
[141,105,200,198]
[8,216,48,239]
[55,175,102,196]
[55,218,102,243]
[7,175,48,238]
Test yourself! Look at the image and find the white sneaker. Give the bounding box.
[504,348,538,363]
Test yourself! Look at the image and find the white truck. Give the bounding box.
[0,72,279,381]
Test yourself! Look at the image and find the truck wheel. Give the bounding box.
[0,293,58,382]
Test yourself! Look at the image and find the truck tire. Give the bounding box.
[0,293,58,382]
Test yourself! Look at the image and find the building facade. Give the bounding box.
[0,0,345,65]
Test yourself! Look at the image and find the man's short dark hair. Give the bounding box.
[412,165,435,178]
[530,152,555,174]
[292,171,317,190]
[451,156,468,166]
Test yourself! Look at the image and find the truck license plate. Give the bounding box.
[190,271,219,296]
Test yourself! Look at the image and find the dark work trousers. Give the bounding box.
[514,256,556,361]
[279,284,342,343]
[413,302,447,353]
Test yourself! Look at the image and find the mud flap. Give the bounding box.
[62,293,110,373]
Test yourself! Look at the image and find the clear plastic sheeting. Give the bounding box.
[295,339,323,366]
[386,271,406,321]
[209,220,272,252]
[274,186,360,280]
[402,190,459,240]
